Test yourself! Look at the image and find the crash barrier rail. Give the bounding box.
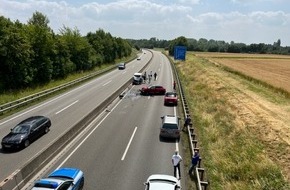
[0,56,139,115]
[0,51,153,190]
[167,55,209,190]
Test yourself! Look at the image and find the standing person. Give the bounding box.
[143,71,147,83]
[154,72,157,80]
[182,115,191,131]
[173,81,176,90]
[172,150,183,179]
[189,150,200,175]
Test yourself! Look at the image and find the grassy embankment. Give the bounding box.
[176,52,290,190]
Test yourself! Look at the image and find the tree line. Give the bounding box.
[0,11,132,92]
[128,37,290,56]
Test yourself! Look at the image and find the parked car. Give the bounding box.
[164,92,178,106]
[160,115,180,139]
[32,167,84,190]
[1,116,51,150]
[132,73,143,85]
[137,57,141,60]
[118,62,126,70]
[144,174,181,190]
[140,85,166,95]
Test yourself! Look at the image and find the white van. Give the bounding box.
[132,73,143,85]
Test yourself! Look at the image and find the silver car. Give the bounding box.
[160,115,180,139]
[144,174,181,190]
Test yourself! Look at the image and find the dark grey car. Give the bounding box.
[1,116,51,151]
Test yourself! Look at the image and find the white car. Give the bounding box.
[144,174,181,190]
[132,72,143,85]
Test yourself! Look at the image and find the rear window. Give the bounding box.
[162,123,178,129]
[166,93,176,97]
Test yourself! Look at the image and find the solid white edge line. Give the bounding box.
[20,86,134,189]
[121,127,138,161]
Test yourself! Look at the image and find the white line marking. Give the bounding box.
[57,86,135,168]
[121,127,138,161]
[103,80,112,86]
[55,100,78,115]
[0,78,102,126]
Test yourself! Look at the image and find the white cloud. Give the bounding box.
[0,0,290,45]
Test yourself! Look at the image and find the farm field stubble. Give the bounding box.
[195,52,290,93]
[177,52,290,189]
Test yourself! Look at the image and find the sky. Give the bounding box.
[1,0,290,46]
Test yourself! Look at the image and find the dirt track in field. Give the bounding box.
[195,53,290,181]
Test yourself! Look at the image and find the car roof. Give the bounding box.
[48,168,81,179]
[162,115,178,124]
[134,72,142,75]
[19,116,46,125]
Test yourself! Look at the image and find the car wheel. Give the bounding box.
[24,139,30,148]
[44,126,49,134]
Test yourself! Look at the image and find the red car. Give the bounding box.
[140,85,166,95]
[164,92,178,106]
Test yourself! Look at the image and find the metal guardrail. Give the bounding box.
[167,54,209,190]
[0,51,153,190]
[0,64,120,115]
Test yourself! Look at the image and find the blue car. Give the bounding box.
[32,168,84,190]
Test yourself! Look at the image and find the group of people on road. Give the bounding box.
[143,71,158,84]
[171,149,200,180]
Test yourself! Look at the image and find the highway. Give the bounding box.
[1,50,185,190]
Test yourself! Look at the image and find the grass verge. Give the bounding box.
[176,52,290,190]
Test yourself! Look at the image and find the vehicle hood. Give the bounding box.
[2,133,27,142]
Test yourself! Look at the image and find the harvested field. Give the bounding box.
[178,52,290,189]
[195,52,290,93]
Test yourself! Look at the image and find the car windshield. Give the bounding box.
[150,179,176,185]
[162,124,178,129]
[12,124,30,134]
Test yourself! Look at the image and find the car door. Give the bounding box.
[29,124,40,141]
[149,86,156,94]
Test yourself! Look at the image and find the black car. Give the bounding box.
[1,116,51,151]
[118,62,126,70]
